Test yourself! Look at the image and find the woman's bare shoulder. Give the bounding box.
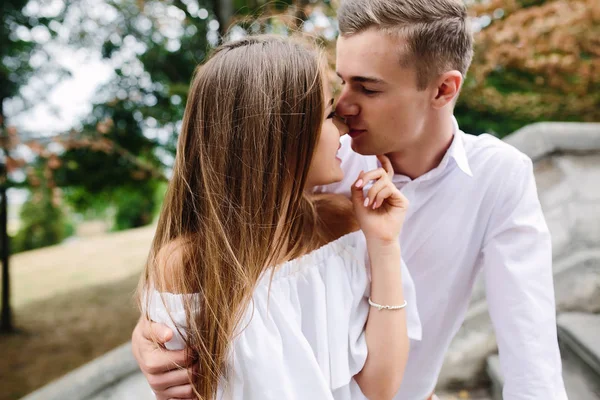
[153,236,194,293]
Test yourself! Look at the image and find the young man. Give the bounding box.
[132,0,568,399]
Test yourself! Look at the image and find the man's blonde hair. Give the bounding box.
[338,0,474,90]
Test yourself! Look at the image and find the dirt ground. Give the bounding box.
[0,273,141,400]
[0,224,155,400]
[9,224,155,308]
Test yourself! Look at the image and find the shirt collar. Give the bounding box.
[390,117,472,185]
[447,117,473,178]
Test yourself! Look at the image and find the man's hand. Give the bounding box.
[132,317,195,400]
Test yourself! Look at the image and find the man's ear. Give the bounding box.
[431,71,462,109]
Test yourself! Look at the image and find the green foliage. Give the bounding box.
[62,186,111,217]
[152,180,169,220]
[113,183,158,231]
[55,102,163,194]
[463,0,600,137]
[55,0,214,229]
[1,0,69,113]
[454,101,532,137]
[12,188,73,253]
[1,0,37,101]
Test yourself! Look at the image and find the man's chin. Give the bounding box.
[349,138,378,156]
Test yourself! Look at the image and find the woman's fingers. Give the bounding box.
[376,154,394,178]
[133,318,192,375]
[352,158,401,210]
[352,170,365,192]
[372,186,394,209]
[147,366,193,391]
[355,167,397,209]
[355,168,387,188]
[365,178,391,208]
[154,382,195,400]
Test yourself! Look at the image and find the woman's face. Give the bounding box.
[306,83,348,189]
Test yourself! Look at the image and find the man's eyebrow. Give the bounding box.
[336,72,386,85]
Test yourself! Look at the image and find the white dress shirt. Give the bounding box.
[319,118,568,400]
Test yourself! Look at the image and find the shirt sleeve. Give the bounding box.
[145,290,194,350]
[481,157,567,399]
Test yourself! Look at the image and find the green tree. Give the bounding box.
[53,0,211,228]
[13,179,71,253]
[1,0,70,333]
[0,0,323,333]
[54,0,314,229]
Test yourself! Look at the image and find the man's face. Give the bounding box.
[336,28,432,156]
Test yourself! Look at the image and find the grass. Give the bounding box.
[0,224,156,400]
[9,224,155,308]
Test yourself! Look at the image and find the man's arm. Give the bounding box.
[131,317,195,400]
[482,157,567,399]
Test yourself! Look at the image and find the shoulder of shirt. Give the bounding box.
[462,131,538,207]
[462,131,532,173]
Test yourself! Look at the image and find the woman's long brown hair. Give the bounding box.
[138,35,328,399]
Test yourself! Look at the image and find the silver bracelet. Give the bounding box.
[368,297,407,311]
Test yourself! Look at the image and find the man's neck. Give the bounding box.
[387,115,454,180]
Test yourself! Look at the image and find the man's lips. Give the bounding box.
[348,129,366,138]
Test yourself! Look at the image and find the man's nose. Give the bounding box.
[336,88,359,118]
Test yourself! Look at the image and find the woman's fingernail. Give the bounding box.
[364,198,369,207]
[355,179,363,188]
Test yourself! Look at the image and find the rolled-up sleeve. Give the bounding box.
[482,158,567,399]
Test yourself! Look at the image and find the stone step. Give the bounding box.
[20,343,141,400]
[557,312,600,380]
[87,372,153,400]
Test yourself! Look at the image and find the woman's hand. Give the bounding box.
[351,155,409,245]
[351,154,411,399]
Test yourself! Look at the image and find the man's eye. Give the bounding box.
[361,87,379,95]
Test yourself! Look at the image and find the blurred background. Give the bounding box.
[0,0,599,399]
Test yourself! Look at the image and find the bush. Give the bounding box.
[12,189,73,253]
[113,183,157,231]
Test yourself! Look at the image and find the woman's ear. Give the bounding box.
[431,71,462,109]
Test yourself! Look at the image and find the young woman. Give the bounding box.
[138,35,421,400]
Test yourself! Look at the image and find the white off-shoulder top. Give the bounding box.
[147,231,422,400]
